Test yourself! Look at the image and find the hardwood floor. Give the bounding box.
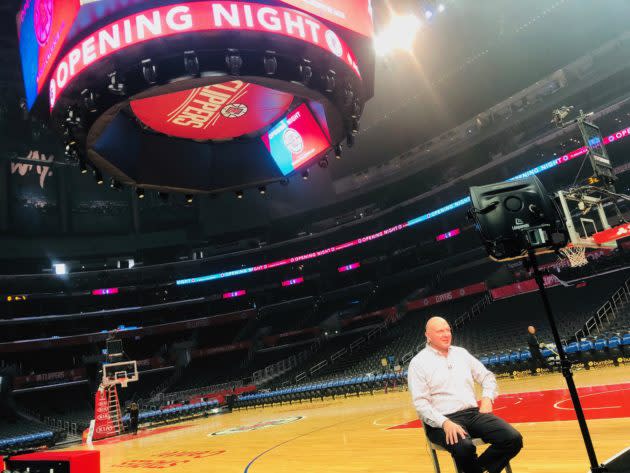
[62,364,630,473]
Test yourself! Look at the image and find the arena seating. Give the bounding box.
[0,416,62,453]
[121,399,220,429]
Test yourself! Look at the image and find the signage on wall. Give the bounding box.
[10,150,55,189]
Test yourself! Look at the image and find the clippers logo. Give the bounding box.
[325,30,343,57]
[168,81,248,130]
[221,103,248,118]
[34,0,53,46]
[130,80,293,140]
[283,129,304,154]
[210,416,303,436]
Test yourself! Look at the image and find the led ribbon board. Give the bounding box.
[48,1,362,110]
[177,125,630,286]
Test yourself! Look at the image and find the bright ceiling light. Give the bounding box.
[374,14,422,57]
[438,4,446,13]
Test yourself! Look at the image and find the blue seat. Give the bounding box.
[594,338,607,351]
[565,342,579,354]
[579,340,594,352]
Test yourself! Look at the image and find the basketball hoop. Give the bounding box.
[558,244,588,268]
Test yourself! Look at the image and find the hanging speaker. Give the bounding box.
[469,176,568,260]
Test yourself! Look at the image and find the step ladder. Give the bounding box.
[106,385,123,435]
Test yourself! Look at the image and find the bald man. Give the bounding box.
[408,317,522,473]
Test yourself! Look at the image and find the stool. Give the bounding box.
[425,429,513,473]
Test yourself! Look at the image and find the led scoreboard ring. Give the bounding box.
[27,0,375,194]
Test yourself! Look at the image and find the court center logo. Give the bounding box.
[221,103,248,118]
[209,416,303,436]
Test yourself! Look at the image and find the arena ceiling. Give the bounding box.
[2,0,630,269]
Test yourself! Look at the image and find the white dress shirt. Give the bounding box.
[407,344,498,428]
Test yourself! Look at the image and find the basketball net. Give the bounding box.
[558,244,588,268]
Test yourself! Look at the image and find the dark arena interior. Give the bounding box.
[2,1,630,472]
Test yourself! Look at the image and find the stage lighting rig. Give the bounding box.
[109,178,122,190]
[263,51,278,75]
[64,106,81,126]
[185,194,194,204]
[183,51,200,77]
[93,169,104,185]
[81,89,98,113]
[258,186,267,195]
[226,49,243,75]
[141,59,158,85]
[347,134,355,148]
[79,160,88,174]
[64,140,79,159]
[107,72,127,96]
[136,188,145,199]
[335,145,343,160]
[325,70,336,93]
[299,59,313,84]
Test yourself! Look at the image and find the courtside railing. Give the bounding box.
[574,277,630,340]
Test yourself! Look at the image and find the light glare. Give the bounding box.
[374,14,421,56]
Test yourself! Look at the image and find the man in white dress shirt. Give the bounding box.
[408,317,522,473]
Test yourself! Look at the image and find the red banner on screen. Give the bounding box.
[130,81,294,140]
[49,1,361,109]
[407,282,488,310]
[490,275,560,300]
[278,0,373,37]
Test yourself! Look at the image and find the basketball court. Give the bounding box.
[61,365,630,473]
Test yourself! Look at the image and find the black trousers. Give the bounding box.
[530,348,547,373]
[425,407,522,473]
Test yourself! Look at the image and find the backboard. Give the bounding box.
[555,190,618,250]
[102,360,138,388]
